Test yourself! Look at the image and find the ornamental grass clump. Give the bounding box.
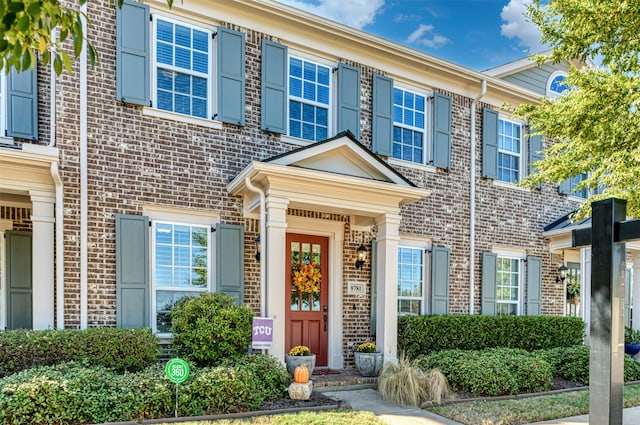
[289,345,311,356]
[378,354,451,407]
[356,342,377,353]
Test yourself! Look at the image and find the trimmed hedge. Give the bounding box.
[417,348,553,396]
[398,315,585,358]
[0,328,159,377]
[171,292,254,366]
[0,354,289,424]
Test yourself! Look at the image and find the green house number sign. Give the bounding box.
[165,358,190,384]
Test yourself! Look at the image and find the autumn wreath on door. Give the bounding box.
[292,263,322,293]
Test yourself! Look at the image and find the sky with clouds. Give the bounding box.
[274,0,546,71]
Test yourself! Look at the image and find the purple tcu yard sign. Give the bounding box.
[252,317,273,350]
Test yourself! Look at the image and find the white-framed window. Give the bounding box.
[152,220,212,334]
[397,243,429,315]
[152,15,212,120]
[392,86,429,164]
[494,249,524,316]
[497,118,523,183]
[288,54,332,142]
[547,71,570,97]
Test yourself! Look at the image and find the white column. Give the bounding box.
[29,190,56,330]
[632,253,640,331]
[582,247,591,344]
[375,212,401,364]
[265,196,289,362]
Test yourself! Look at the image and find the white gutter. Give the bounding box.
[50,163,64,328]
[47,28,57,147]
[469,80,487,315]
[79,3,88,329]
[244,177,267,317]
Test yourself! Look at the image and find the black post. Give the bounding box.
[590,198,626,424]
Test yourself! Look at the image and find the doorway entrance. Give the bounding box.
[285,233,329,366]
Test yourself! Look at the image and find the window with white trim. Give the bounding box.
[547,71,570,97]
[497,118,522,183]
[393,86,428,164]
[397,245,425,315]
[496,256,521,316]
[152,221,211,333]
[153,16,212,119]
[288,55,331,142]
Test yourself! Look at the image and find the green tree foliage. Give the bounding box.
[0,0,173,75]
[516,1,640,219]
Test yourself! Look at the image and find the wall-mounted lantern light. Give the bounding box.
[355,244,367,269]
[255,236,261,262]
[556,264,568,283]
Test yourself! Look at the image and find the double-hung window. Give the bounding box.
[397,246,425,315]
[152,221,211,334]
[496,256,520,315]
[393,87,427,164]
[497,118,522,183]
[288,56,331,142]
[569,173,588,198]
[153,17,211,119]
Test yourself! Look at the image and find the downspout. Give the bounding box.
[79,3,88,329]
[50,163,64,329]
[244,176,267,317]
[469,80,487,315]
[47,28,57,147]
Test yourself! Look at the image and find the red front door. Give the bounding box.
[285,233,329,367]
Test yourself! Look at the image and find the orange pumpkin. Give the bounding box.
[293,365,309,383]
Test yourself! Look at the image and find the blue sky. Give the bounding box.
[274,0,546,71]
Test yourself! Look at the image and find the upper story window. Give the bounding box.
[547,71,570,97]
[288,56,331,142]
[153,17,212,119]
[497,118,522,183]
[393,87,427,164]
[569,174,588,198]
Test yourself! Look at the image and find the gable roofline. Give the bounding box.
[264,130,417,187]
[483,49,588,78]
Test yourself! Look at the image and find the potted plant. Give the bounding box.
[566,276,580,304]
[625,327,640,357]
[285,345,316,376]
[354,342,383,377]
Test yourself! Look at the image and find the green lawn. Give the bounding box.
[154,410,385,425]
[427,384,640,425]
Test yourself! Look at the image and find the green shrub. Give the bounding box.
[0,329,36,377]
[171,292,253,366]
[398,315,585,358]
[536,345,590,384]
[84,328,160,373]
[418,348,552,396]
[221,354,291,401]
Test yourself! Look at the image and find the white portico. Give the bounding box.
[228,132,430,367]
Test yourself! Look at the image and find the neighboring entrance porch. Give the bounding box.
[228,132,430,367]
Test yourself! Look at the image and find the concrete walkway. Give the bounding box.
[322,388,462,425]
[323,387,640,425]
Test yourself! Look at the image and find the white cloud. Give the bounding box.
[393,13,421,24]
[406,24,451,49]
[500,0,545,53]
[276,0,384,29]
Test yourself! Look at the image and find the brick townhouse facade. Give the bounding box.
[2,0,620,368]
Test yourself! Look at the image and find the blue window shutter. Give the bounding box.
[481,252,497,315]
[215,223,244,305]
[115,214,149,328]
[337,63,361,139]
[430,246,450,314]
[482,108,499,179]
[261,39,287,133]
[116,0,150,106]
[370,240,377,336]
[526,256,542,316]
[625,268,632,328]
[7,66,38,139]
[217,27,245,126]
[528,131,544,189]
[432,93,452,169]
[559,179,572,195]
[6,231,33,329]
[372,73,393,156]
